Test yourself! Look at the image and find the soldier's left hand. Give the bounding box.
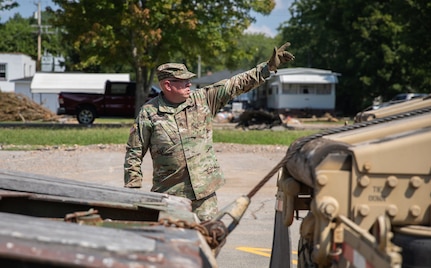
[268,42,295,73]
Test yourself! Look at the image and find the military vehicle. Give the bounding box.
[354,93,430,122]
[270,96,431,267]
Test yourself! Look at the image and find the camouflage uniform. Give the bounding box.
[124,62,271,221]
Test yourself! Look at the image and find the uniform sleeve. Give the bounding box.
[123,119,149,188]
[205,62,271,116]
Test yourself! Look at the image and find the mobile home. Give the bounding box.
[252,67,340,114]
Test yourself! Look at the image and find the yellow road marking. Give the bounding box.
[235,247,298,259]
[236,247,272,257]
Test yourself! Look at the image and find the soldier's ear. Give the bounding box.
[163,80,173,91]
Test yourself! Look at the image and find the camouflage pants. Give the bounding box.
[192,192,218,221]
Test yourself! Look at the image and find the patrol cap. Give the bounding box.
[156,63,196,81]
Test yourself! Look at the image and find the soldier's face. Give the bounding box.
[164,79,192,103]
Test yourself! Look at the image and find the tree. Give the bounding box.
[49,0,276,114]
[0,14,37,57]
[0,0,18,14]
[280,0,431,115]
[197,33,278,75]
[0,6,63,63]
[393,1,431,94]
[232,33,278,70]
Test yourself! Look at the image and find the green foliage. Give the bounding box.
[281,0,431,115]
[191,33,278,75]
[0,14,36,57]
[0,10,63,61]
[49,0,277,113]
[0,127,315,148]
[0,0,18,13]
[250,0,276,15]
[229,33,276,69]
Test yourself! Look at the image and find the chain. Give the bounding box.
[152,218,225,249]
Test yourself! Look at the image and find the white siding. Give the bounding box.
[0,54,36,92]
[14,81,32,98]
[15,80,55,112]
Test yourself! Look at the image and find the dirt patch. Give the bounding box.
[0,143,288,191]
[0,143,288,154]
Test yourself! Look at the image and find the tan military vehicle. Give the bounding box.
[271,99,431,267]
[354,93,431,122]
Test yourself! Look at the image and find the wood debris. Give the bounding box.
[0,92,59,122]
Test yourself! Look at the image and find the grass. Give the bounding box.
[0,127,129,149]
[0,126,318,149]
[214,129,317,145]
[93,118,135,124]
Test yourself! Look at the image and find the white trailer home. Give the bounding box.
[251,67,340,114]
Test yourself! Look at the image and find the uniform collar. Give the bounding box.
[158,93,194,114]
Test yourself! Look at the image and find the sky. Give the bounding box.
[0,0,293,37]
[246,0,293,37]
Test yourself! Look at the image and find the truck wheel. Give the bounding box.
[269,211,292,268]
[77,107,96,124]
[392,229,431,268]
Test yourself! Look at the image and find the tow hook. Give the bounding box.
[202,196,250,255]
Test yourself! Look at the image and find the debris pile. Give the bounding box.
[235,110,282,129]
[233,110,340,130]
[0,92,59,122]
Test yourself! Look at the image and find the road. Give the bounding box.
[0,143,302,267]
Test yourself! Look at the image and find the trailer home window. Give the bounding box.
[301,86,316,94]
[0,63,6,80]
[282,84,332,95]
[315,84,331,94]
[282,84,298,94]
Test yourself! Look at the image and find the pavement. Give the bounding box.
[0,144,302,267]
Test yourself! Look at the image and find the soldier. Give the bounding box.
[124,42,294,221]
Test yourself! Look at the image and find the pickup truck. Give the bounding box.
[57,81,160,124]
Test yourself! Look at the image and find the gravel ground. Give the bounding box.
[0,142,288,154]
[0,143,288,188]
[0,143,288,178]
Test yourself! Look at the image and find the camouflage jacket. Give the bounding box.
[124,62,271,200]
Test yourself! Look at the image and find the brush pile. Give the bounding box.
[0,92,59,122]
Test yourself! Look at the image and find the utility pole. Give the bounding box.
[32,0,53,71]
[37,1,41,70]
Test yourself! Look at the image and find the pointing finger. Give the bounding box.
[278,42,291,51]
